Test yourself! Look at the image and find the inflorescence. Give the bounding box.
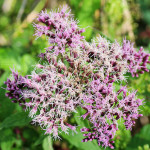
[4,5,150,149]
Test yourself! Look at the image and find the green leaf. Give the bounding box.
[0,71,10,87]
[74,107,90,128]
[33,134,47,147]
[0,128,14,143]
[0,111,31,129]
[61,108,102,150]
[126,125,150,150]
[20,54,35,75]
[0,128,22,150]
[22,127,39,144]
[1,140,15,150]
[0,86,16,121]
[61,130,101,150]
[42,136,54,150]
[0,48,21,71]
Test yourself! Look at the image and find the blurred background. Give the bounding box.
[0,0,150,150]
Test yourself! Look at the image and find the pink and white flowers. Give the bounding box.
[4,5,150,149]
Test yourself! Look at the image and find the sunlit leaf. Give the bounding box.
[42,136,54,150]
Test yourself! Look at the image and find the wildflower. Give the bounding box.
[4,5,149,149]
[4,69,28,105]
[81,79,143,148]
[122,40,150,77]
[34,5,84,57]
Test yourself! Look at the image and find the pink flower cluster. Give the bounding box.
[34,5,84,56]
[81,79,142,148]
[122,40,150,77]
[4,6,149,149]
[4,69,27,105]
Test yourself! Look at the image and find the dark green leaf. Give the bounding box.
[0,111,31,129]
[126,125,150,150]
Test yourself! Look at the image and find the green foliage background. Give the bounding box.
[0,0,150,150]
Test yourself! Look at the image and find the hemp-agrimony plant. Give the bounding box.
[4,6,150,149]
